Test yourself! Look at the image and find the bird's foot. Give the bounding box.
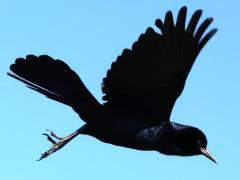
[37,129,79,161]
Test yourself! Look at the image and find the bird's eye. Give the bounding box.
[197,140,201,145]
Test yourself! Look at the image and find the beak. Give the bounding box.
[199,147,217,164]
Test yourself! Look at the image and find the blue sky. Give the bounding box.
[0,0,239,179]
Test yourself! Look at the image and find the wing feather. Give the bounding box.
[102,7,217,124]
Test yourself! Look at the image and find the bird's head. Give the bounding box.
[193,129,217,164]
[185,126,217,164]
[161,123,217,163]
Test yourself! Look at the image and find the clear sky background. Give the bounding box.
[0,0,239,179]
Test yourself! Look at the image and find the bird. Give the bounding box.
[8,6,217,163]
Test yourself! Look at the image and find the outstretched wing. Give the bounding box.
[102,6,217,124]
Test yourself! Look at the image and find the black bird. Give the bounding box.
[8,6,217,163]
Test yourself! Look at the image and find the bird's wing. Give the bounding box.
[8,55,101,123]
[102,6,217,125]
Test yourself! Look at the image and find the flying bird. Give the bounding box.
[8,6,217,163]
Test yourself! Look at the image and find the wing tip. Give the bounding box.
[180,6,187,13]
[155,19,164,31]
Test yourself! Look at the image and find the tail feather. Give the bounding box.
[7,72,67,104]
[8,55,101,123]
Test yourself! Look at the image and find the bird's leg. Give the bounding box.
[37,126,84,161]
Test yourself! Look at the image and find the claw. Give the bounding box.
[42,133,56,144]
[37,138,68,161]
[46,129,63,140]
[37,127,83,161]
[37,152,49,161]
[37,130,65,161]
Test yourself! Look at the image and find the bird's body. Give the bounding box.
[82,109,206,156]
[8,6,217,163]
[83,107,156,151]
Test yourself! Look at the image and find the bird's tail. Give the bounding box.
[8,55,101,123]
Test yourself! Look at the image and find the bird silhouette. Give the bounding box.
[8,6,217,163]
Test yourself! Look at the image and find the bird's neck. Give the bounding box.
[136,122,191,154]
[156,122,198,156]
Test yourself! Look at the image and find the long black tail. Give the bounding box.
[8,55,101,123]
